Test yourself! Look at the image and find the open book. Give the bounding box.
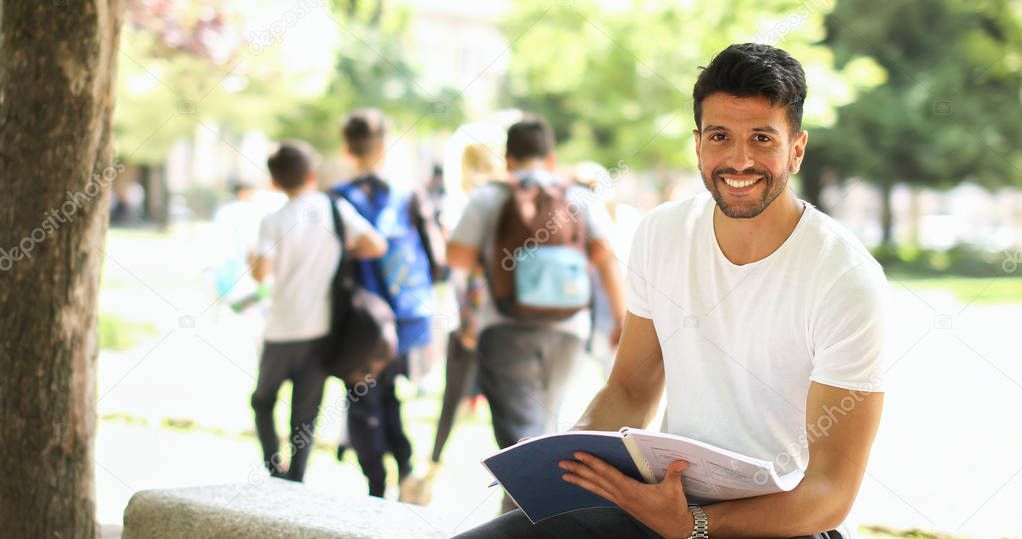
[482,427,804,523]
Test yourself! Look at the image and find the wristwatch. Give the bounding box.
[688,504,709,538]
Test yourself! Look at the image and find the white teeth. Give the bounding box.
[723,177,759,188]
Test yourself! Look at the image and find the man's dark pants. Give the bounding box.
[476,324,583,449]
[456,507,845,538]
[347,357,413,497]
[476,323,583,512]
[251,337,329,482]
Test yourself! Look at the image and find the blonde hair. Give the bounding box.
[460,143,504,192]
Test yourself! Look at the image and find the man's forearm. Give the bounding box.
[572,380,659,432]
[701,474,850,538]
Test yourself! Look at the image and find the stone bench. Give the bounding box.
[122,478,451,538]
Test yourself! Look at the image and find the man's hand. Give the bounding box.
[559,452,694,538]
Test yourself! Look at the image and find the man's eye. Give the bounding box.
[755,134,772,143]
[710,133,727,141]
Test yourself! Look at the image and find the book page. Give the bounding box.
[620,428,803,503]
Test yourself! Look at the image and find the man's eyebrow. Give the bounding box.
[702,125,728,132]
[752,125,781,134]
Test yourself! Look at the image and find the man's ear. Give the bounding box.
[692,128,702,156]
[505,156,517,172]
[790,130,808,174]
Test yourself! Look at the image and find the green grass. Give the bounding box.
[890,275,1022,305]
[859,524,964,538]
[98,313,159,350]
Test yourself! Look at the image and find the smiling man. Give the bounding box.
[458,44,888,538]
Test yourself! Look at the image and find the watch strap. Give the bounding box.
[688,504,709,539]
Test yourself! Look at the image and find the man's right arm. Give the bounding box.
[337,198,387,259]
[572,312,665,431]
[350,230,387,259]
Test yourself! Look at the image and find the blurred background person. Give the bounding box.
[331,108,445,500]
[249,141,385,483]
[569,161,643,378]
[409,142,507,505]
[210,178,286,315]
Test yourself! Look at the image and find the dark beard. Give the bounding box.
[703,166,787,219]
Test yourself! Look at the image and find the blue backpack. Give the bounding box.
[333,176,435,354]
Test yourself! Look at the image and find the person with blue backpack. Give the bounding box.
[332,108,445,499]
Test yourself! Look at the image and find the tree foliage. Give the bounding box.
[501,0,884,177]
[803,0,1022,241]
[274,0,465,152]
[116,0,461,163]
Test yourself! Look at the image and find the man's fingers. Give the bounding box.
[562,473,617,505]
[559,458,619,496]
[572,452,641,494]
[661,460,690,502]
[663,459,689,482]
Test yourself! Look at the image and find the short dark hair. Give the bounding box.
[506,115,555,162]
[267,141,314,191]
[341,108,387,158]
[693,43,807,133]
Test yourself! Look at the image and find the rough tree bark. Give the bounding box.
[0,1,123,537]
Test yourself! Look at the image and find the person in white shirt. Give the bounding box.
[249,141,386,482]
[460,43,886,539]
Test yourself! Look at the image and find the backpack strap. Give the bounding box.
[326,192,357,290]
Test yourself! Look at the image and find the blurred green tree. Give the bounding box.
[115,0,289,164]
[274,0,465,153]
[501,0,884,192]
[803,0,1022,244]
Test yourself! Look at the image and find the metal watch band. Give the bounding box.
[688,504,709,539]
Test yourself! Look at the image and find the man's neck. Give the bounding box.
[713,188,805,266]
[507,159,548,175]
[284,184,315,199]
[354,159,380,176]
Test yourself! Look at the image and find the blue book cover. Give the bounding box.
[482,431,644,523]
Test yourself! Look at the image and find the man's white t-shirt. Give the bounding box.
[257,191,374,342]
[627,193,888,481]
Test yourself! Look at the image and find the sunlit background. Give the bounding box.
[97,1,1022,537]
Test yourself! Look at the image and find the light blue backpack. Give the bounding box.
[489,178,592,320]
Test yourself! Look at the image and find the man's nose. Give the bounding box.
[726,143,755,170]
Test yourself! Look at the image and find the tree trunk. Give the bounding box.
[0,1,123,537]
[879,180,895,246]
